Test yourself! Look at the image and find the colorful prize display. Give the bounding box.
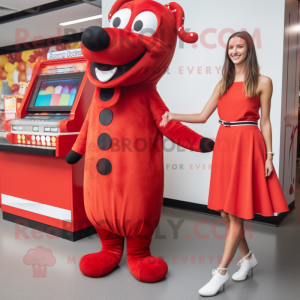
[0,42,82,98]
[34,79,79,107]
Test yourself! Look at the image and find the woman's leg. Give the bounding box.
[220,211,250,259]
[218,213,248,274]
[199,212,254,296]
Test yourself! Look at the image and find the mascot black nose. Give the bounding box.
[81,26,110,52]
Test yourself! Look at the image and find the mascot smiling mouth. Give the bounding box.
[90,51,146,83]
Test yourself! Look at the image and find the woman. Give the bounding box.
[159,31,289,297]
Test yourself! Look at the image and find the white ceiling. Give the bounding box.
[0,7,18,17]
[0,3,102,48]
[0,0,56,11]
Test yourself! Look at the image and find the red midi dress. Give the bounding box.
[207,82,289,219]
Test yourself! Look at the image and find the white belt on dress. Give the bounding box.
[219,119,258,127]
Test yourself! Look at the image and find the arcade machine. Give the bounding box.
[0,57,96,241]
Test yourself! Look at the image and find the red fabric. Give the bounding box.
[126,235,168,282]
[72,107,90,156]
[79,227,124,277]
[73,84,205,235]
[73,0,209,282]
[208,82,289,219]
[217,82,260,122]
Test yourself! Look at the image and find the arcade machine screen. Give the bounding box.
[27,73,84,112]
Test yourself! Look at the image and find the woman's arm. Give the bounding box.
[159,81,221,127]
[259,76,274,177]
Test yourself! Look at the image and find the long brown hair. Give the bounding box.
[219,31,260,98]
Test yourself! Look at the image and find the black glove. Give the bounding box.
[66,150,83,164]
[199,138,215,153]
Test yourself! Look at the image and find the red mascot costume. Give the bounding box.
[66,0,214,282]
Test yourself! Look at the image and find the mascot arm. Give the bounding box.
[148,88,214,153]
[66,107,91,164]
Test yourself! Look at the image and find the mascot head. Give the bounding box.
[81,0,198,89]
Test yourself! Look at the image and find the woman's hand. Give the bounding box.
[159,111,173,127]
[265,155,273,177]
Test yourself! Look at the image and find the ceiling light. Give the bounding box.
[59,14,102,26]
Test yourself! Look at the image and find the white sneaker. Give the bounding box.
[232,251,258,282]
[199,268,229,297]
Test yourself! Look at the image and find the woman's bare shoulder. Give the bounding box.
[258,75,272,88]
[216,79,222,87]
[215,80,222,92]
[257,75,272,96]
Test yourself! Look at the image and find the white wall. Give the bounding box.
[103,0,296,208]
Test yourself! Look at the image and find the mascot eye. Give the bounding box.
[131,11,158,37]
[110,8,131,29]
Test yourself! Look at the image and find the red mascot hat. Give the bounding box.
[67,0,214,283]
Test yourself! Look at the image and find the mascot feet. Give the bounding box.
[79,228,124,277]
[126,235,168,282]
[79,250,122,277]
[127,254,168,283]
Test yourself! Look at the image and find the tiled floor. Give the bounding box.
[1,165,299,300]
